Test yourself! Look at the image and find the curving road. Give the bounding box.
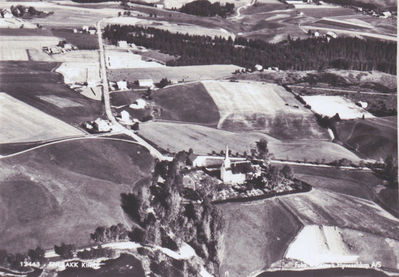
[96,19,170,161]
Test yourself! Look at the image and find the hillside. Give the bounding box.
[153,81,329,140]
[335,116,397,160]
[219,188,399,277]
[139,121,361,163]
[0,139,154,253]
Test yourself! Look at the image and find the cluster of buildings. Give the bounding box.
[73,26,97,35]
[42,42,77,55]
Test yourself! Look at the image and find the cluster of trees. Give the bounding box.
[103,25,396,74]
[0,247,46,271]
[155,78,172,88]
[90,224,129,243]
[179,0,235,17]
[370,156,398,189]
[54,243,76,259]
[121,151,224,275]
[10,5,52,18]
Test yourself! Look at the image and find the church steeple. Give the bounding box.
[223,145,231,169]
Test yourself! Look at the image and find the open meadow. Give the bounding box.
[0,93,83,144]
[108,64,240,82]
[0,61,103,126]
[139,121,361,163]
[0,139,154,253]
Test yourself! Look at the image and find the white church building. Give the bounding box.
[220,146,251,185]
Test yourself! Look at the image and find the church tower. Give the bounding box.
[221,145,232,183]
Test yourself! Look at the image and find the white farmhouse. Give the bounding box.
[129,99,146,109]
[118,40,128,48]
[116,80,128,90]
[138,79,154,88]
[254,64,263,71]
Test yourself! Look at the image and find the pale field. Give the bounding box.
[202,80,311,126]
[285,225,357,266]
[162,0,253,9]
[56,62,100,84]
[0,1,123,27]
[0,17,37,28]
[0,48,29,61]
[105,49,165,69]
[108,64,241,82]
[303,95,374,119]
[0,35,60,61]
[139,121,361,162]
[106,17,234,39]
[0,93,83,143]
[0,36,60,49]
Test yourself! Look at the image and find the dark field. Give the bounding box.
[0,139,154,252]
[153,82,220,126]
[335,117,397,160]
[51,29,99,50]
[0,61,103,127]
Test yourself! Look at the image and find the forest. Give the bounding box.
[103,25,397,74]
[179,0,235,17]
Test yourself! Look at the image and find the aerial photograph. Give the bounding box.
[0,0,397,276]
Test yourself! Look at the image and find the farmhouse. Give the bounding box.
[116,80,128,90]
[118,40,128,48]
[138,79,154,88]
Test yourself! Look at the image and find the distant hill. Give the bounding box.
[335,116,397,160]
[0,139,154,253]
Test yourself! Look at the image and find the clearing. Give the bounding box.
[105,48,165,69]
[302,95,374,119]
[0,93,83,144]
[0,139,154,253]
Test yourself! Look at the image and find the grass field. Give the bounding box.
[0,139,154,253]
[108,64,240,83]
[0,61,103,126]
[335,116,397,160]
[0,93,84,143]
[139,121,361,162]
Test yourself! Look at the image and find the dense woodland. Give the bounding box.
[103,25,397,74]
[179,0,235,17]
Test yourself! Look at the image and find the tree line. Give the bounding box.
[179,0,235,17]
[103,25,396,74]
